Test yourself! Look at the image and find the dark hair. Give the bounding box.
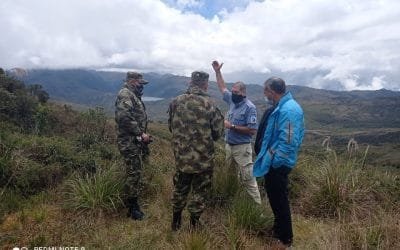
[264,77,286,94]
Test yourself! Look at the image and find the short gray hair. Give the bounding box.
[233,81,246,94]
[264,77,286,94]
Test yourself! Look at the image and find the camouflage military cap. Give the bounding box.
[126,71,149,84]
[191,71,209,84]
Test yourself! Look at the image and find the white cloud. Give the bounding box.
[0,0,399,90]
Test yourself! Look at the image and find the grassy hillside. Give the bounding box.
[1,119,399,249]
[1,71,400,249]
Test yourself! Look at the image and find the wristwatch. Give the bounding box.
[231,124,236,130]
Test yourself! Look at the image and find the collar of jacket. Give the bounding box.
[186,85,209,96]
[269,92,293,116]
[124,82,140,97]
[276,91,293,108]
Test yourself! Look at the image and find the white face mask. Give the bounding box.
[264,96,274,105]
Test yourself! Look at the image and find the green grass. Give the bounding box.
[181,230,211,250]
[223,217,246,250]
[230,192,272,231]
[63,163,125,214]
[2,73,400,248]
[1,113,399,249]
[299,149,390,219]
[211,145,241,207]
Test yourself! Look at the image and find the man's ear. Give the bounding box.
[274,91,280,102]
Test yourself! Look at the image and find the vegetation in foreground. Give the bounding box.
[1,71,399,249]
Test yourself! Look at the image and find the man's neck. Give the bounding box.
[274,94,284,103]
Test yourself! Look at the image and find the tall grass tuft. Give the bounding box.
[211,145,241,206]
[335,211,400,250]
[212,167,240,207]
[181,230,211,250]
[230,192,272,231]
[305,149,380,219]
[63,163,124,214]
[224,215,246,250]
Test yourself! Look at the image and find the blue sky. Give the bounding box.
[161,0,262,19]
[1,0,400,91]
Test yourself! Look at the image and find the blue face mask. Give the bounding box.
[232,93,245,104]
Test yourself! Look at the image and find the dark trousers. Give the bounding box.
[264,166,293,245]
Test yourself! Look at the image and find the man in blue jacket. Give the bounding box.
[253,77,304,247]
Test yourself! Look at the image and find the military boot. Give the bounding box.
[127,197,144,220]
[171,211,182,231]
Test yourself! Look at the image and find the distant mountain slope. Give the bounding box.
[20,69,115,108]
[13,69,400,134]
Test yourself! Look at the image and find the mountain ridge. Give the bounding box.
[9,69,400,134]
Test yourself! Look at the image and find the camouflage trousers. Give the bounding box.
[172,170,213,217]
[119,143,144,200]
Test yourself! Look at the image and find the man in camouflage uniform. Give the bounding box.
[168,71,224,231]
[115,71,151,220]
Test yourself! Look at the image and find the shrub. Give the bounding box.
[0,190,25,222]
[76,107,109,144]
[76,133,97,150]
[0,130,15,189]
[19,135,98,173]
[95,143,118,160]
[27,84,49,104]
[33,104,55,135]
[371,167,400,208]
[9,159,64,196]
[0,73,47,132]
[1,132,69,198]
[63,164,125,213]
[21,136,74,165]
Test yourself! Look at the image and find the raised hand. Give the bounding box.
[212,60,223,72]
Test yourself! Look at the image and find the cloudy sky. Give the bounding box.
[1,0,399,90]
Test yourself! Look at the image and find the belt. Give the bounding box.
[228,142,251,146]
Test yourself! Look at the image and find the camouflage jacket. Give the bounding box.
[115,83,147,143]
[168,85,224,173]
